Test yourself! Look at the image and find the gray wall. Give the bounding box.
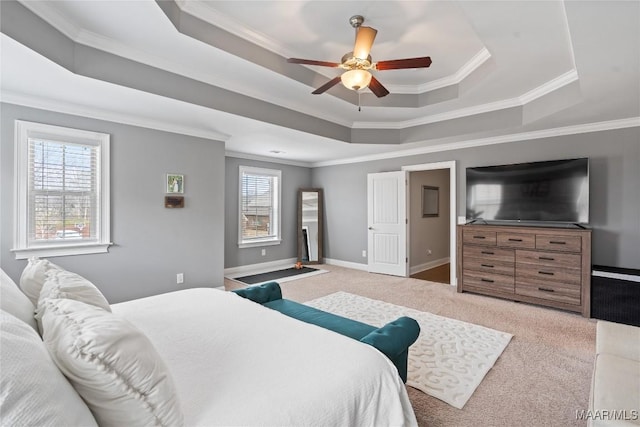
[224,156,311,268]
[409,169,451,270]
[1,103,226,303]
[312,127,640,269]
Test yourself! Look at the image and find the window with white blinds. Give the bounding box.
[238,166,281,248]
[13,120,111,259]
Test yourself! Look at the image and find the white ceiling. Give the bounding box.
[1,0,638,166]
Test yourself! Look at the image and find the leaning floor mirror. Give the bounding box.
[298,188,323,264]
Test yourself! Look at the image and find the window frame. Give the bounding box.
[12,120,111,259]
[238,165,282,248]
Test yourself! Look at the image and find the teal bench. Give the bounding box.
[232,281,420,382]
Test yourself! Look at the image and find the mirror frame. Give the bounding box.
[297,188,323,264]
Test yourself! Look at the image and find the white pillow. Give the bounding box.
[35,269,111,334]
[19,257,63,305]
[0,269,38,331]
[0,310,98,427]
[38,268,111,312]
[41,298,184,427]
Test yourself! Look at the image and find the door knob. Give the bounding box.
[368,227,374,230]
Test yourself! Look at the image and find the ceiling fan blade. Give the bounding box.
[287,58,341,68]
[312,76,342,94]
[375,56,432,71]
[353,26,377,60]
[368,75,390,98]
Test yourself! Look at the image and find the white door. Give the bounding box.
[367,171,408,276]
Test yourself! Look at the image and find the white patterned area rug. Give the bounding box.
[305,292,513,409]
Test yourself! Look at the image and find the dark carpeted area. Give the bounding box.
[234,266,318,285]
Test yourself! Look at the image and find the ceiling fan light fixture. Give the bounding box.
[353,26,377,60]
[341,69,372,91]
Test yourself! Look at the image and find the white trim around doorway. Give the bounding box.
[402,161,457,287]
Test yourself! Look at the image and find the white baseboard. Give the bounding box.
[324,258,368,271]
[410,257,450,276]
[224,257,298,278]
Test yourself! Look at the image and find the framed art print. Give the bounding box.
[167,174,184,194]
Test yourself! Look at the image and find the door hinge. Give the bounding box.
[406,218,408,224]
[406,257,408,263]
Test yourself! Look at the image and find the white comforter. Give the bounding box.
[112,288,417,427]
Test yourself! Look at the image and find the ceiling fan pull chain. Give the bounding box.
[358,91,362,112]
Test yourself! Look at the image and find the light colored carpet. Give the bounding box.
[225,264,596,427]
[306,291,512,409]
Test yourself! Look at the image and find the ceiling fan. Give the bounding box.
[287,15,432,98]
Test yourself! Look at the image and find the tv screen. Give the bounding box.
[466,158,589,224]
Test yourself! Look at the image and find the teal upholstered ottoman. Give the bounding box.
[233,281,420,382]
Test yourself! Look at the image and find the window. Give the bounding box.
[238,166,281,248]
[13,120,111,259]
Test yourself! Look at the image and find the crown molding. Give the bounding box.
[175,0,296,58]
[519,69,579,104]
[225,151,313,168]
[352,68,579,129]
[4,89,637,170]
[313,117,640,167]
[352,98,522,129]
[1,90,231,142]
[385,48,492,95]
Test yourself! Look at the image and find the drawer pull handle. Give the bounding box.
[481,278,495,283]
[538,271,555,276]
[538,287,555,293]
[549,241,566,245]
[481,251,495,255]
[481,264,494,268]
[508,238,523,242]
[473,236,486,239]
[539,256,555,261]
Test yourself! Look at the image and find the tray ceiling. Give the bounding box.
[1,0,638,166]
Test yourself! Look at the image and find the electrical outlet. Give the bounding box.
[427,249,432,256]
[176,273,184,284]
[261,249,266,256]
[362,250,367,257]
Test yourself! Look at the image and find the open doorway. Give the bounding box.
[402,161,457,287]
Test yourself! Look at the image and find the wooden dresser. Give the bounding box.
[456,224,592,317]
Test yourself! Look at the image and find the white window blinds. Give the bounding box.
[238,166,281,247]
[28,139,98,243]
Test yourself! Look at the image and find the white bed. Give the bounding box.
[1,260,417,427]
[112,288,417,426]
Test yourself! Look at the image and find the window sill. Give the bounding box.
[12,242,113,260]
[238,239,282,249]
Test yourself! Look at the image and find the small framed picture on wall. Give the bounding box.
[422,185,439,217]
[166,174,184,194]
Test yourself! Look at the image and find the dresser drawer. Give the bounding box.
[516,262,581,286]
[463,245,514,263]
[463,271,514,294]
[536,235,582,253]
[497,232,535,249]
[464,258,514,275]
[463,229,497,246]
[516,250,582,269]
[515,279,581,305]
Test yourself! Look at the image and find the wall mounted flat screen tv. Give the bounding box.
[466,158,589,224]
